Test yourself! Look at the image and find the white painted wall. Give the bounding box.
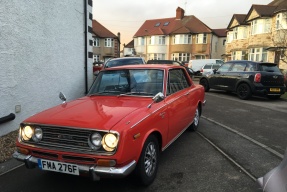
[0,0,93,136]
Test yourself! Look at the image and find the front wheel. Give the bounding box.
[237,83,251,100]
[189,106,200,131]
[135,135,159,186]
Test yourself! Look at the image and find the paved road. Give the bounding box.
[0,90,286,192]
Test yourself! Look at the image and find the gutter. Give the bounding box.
[84,0,88,94]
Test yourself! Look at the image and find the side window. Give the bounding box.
[167,69,190,95]
[230,63,246,72]
[245,63,255,72]
[218,63,233,72]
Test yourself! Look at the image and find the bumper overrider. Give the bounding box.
[13,151,136,181]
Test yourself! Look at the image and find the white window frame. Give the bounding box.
[231,51,247,60]
[148,53,166,60]
[149,36,165,45]
[138,37,145,45]
[227,31,233,43]
[171,53,191,62]
[249,48,268,62]
[104,38,114,47]
[94,38,100,47]
[93,55,100,62]
[251,18,271,35]
[195,55,206,59]
[276,12,287,30]
[173,34,191,44]
[196,34,207,44]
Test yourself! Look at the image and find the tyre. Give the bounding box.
[189,106,200,131]
[237,83,251,100]
[199,78,210,92]
[267,95,281,100]
[135,135,159,186]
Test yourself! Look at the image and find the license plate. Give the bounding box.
[38,159,79,175]
[270,88,280,92]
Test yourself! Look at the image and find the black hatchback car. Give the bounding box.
[199,60,286,100]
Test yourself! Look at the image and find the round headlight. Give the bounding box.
[102,133,118,152]
[32,127,43,142]
[22,126,34,141]
[90,133,102,147]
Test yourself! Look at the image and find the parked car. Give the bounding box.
[280,69,287,87]
[93,61,104,76]
[104,57,145,68]
[257,148,287,192]
[146,60,201,77]
[93,57,146,77]
[200,63,222,76]
[13,64,205,185]
[188,59,224,72]
[199,60,286,100]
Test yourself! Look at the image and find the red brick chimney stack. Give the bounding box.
[176,7,185,20]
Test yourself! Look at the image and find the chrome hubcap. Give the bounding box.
[144,142,157,176]
[194,108,199,126]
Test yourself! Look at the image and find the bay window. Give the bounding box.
[249,48,268,62]
[251,19,271,35]
[171,53,191,62]
[94,38,99,47]
[104,38,114,47]
[173,34,191,44]
[196,34,207,44]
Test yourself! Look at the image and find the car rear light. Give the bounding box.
[200,68,203,72]
[254,73,261,83]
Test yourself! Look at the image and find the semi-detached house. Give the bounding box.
[225,0,287,69]
[133,7,226,63]
[92,20,121,63]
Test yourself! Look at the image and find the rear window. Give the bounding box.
[203,64,212,69]
[259,64,281,72]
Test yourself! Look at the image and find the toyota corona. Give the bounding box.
[13,64,205,185]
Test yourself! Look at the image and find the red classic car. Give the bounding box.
[13,64,205,185]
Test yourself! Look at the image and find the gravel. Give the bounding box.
[0,130,18,163]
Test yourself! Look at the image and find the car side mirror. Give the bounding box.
[59,92,67,103]
[147,92,164,108]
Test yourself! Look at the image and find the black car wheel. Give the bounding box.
[135,135,159,186]
[237,83,251,100]
[200,78,210,92]
[189,106,200,131]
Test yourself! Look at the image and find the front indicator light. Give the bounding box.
[22,126,34,141]
[102,133,118,152]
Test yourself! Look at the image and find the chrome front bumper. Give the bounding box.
[13,151,136,181]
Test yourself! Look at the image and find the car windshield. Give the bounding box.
[88,69,164,96]
[105,59,144,68]
[259,64,281,73]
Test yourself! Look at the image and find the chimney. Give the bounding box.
[117,32,121,42]
[176,7,185,20]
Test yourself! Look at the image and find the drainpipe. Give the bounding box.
[84,0,88,94]
[210,33,213,59]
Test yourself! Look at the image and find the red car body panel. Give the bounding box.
[14,64,205,182]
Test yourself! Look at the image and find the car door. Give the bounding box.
[224,62,247,91]
[165,68,194,141]
[209,62,233,90]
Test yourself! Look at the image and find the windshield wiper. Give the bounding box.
[89,91,120,96]
[118,92,154,97]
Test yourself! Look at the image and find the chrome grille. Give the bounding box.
[24,125,104,153]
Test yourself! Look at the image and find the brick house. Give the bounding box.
[225,0,287,69]
[133,7,226,63]
[92,20,121,62]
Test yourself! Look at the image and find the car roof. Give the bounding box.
[109,57,144,61]
[104,64,183,70]
[226,60,277,65]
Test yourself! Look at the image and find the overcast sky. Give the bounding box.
[93,0,273,47]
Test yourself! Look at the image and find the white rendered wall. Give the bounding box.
[0,0,91,136]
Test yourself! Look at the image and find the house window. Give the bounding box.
[138,37,145,45]
[251,19,271,35]
[233,27,248,40]
[276,13,287,29]
[171,53,191,62]
[149,36,165,45]
[155,22,160,27]
[231,51,247,60]
[173,34,191,44]
[196,34,207,44]
[195,55,206,59]
[93,55,100,62]
[104,38,114,47]
[227,31,233,43]
[163,22,169,26]
[249,48,268,62]
[148,53,166,60]
[94,38,99,47]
